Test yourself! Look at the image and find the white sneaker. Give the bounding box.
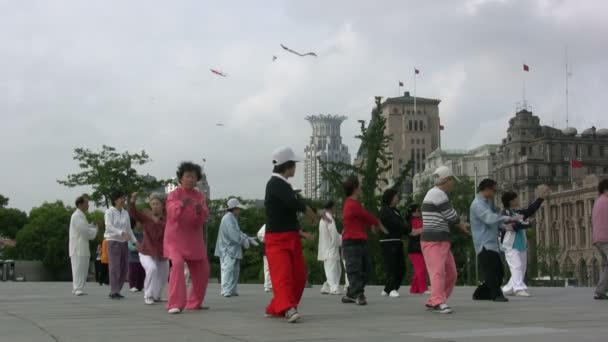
[515,290,531,297]
[423,290,431,295]
[264,288,272,293]
[389,290,400,298]
[320,289,330,295]
[502,288,515,296]
[432,303,452,314]
[144,298,155,305]
[74,290,85,296]
[381,290,389,297]
[329,290,342,295]
[167,308,181,314]
[223,293,232,298]
[130,287,138,292]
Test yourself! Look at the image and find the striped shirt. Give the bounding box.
[421,187,460,241]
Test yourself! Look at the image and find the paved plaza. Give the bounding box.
[1,282,607,342]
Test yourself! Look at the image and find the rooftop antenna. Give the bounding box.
[565,46,573,127]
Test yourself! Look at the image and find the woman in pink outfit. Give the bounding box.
[164,161,210,314]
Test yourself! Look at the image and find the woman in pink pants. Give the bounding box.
[164,161,210,314]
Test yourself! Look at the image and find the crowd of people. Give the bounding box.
[67,146,608,322]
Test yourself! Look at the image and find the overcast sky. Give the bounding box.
[2,0,607,212]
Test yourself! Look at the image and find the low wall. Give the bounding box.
[13,260,53,281]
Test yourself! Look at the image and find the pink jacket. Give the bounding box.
[592,194,608,244]
[163,187,209,260]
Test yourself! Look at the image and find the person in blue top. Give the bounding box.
[214,198,258,297]
[500,185,549,297]
[470,179,520,302]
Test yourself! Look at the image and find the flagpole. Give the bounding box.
[522,63,526,108]
[414,70,417,113]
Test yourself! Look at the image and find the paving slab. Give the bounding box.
[1,282,607,342]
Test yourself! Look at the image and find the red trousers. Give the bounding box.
[265,231,307,316]
[408,253,428,294]
[167,255,209,311]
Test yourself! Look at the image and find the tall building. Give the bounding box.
[536,175,607,286]
[303,114,351,200]
[412,144,499,193]
[355,92,442,192]
[495,109,608,205]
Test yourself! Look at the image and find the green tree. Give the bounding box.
[413,176,477,285]
[16,201,73,280]
[0,194,8,208]
[0,208,28,239]
[317,97,414,284]
[58,145,166,208]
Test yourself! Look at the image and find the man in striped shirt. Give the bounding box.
[421,166,470,314]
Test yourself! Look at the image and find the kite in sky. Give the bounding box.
[272,55,277,62]
[216,123,224,127]
[280,44,317,57]
[210,69,227,77]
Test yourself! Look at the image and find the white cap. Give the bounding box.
[272,146,300,165]
[433,166,460,182]
[227,198,247,210]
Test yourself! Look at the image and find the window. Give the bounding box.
[588,166,596,175]
[411,149,414,160]
[588,145,593,157]
[533,165,539,177]
[408,121,412,130]
[601,146,605,157]
[563,166,569,177]
[521,146,526,156]
[551,166,557,177]
[419,120,424,131]
[416,139,420,144]
[411,138,415,144]
[414,121,418,131]
[422,138,425,144]
[575,144,579,157]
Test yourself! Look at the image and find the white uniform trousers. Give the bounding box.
[139,254,169,300]
[71,256,90,293]
[502,249,528,293]
[263,255,272,291]
[321,258,342,293]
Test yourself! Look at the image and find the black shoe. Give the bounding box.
[109,293,122,300]
[493,296,509,302]
[355,295,367,306]
[341,295,356,304]
[117,293,125,298]
[594,293,608,300]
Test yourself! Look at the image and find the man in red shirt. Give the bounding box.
[341,176,385,305]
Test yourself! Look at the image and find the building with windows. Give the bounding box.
[412,144,499,193]
[355,92,442,192]
[303,114,351,200]
[536,175,607,286]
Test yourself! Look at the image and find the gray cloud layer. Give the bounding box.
[1,0,607,211]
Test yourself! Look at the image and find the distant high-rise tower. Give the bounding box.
[303,114,351,200]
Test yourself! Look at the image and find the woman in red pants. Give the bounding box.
[164,161,210,314]
[264,146,318,323]
[406,204,429,294]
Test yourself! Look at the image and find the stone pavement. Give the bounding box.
[0,282,606,342]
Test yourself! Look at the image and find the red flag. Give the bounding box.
[523,64,529,72]
[399,81,404,87]
[415,68,420,74]
[571,159,583,169]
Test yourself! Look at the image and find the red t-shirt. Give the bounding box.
[342,198,380,241]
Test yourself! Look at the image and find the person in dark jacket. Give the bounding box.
[406,204,428,294]
[379,188,410,298]
[264,146,320,323]
[500,185,549,297]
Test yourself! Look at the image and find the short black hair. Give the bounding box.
[382,188,399,206]
[75,194,89,207]
[324,200,336,210]
[599,179,608,195]
[110,190,125,207]
[343,175,360,197]
[478,178,497,192]
[405,203,420,222]
[272,160,296,174]
[501,191,518,208]
[177,161,203,183]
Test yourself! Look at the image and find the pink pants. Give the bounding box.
[421,241,457,306]
[167,255,210,311]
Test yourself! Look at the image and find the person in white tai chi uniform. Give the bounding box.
[318,200,343,295]
[69,194,99,296]
[257,224,272,292]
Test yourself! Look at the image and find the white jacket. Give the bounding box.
[104,207,136,242]
[69,209,98,257]
[317,212,341,261]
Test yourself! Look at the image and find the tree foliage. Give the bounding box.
[58,145,166,208]
[16,201,73,280]
[0,207,28,239]
[0,194,8,208]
